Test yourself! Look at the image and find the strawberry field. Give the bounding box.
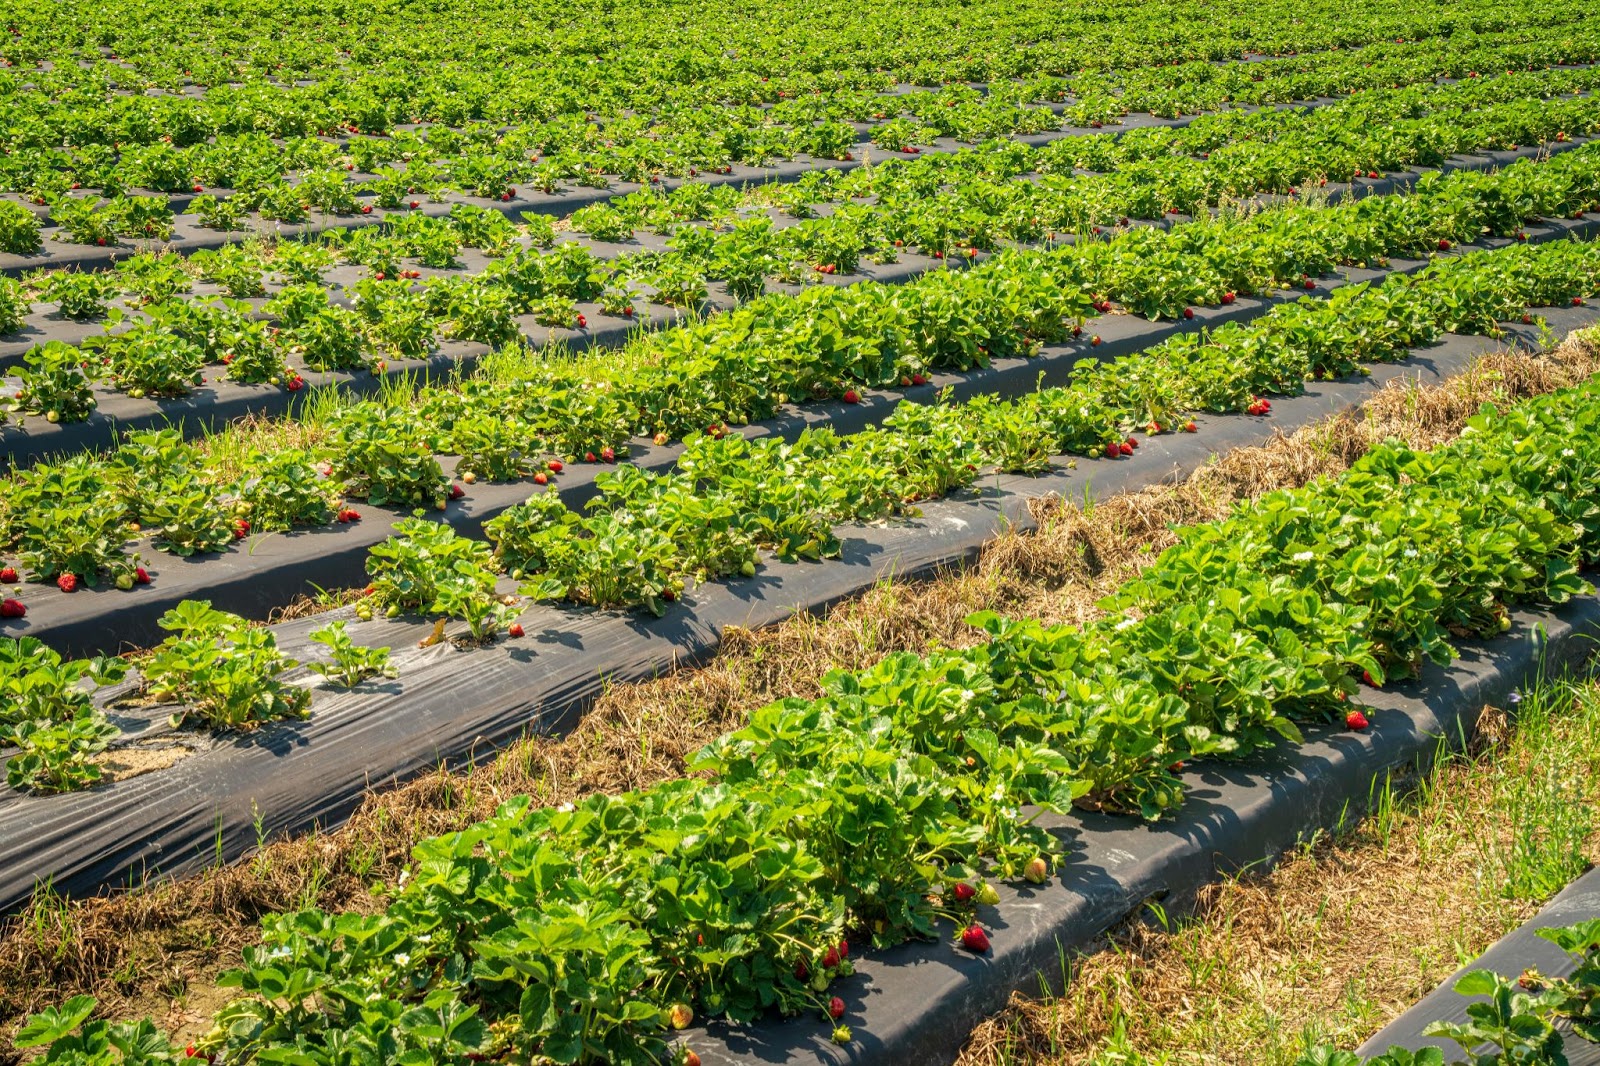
[5,0,1600,1062]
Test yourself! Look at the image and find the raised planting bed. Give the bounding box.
[684,601,1600,1066]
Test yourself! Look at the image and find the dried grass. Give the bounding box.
[954,697,1600,1066]
[1,336,1596,1043]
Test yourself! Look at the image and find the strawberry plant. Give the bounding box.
[86,319,205,398]
[0,276,28,335]
[3,458,137,587]
[35,270,116,319]
[237,450,340,530]
[11,341,97,424]
[326,403,449,508]
[190,193,247,231]
[141,601,310,730]
[1,636,127,793]
[0,200,42,255]
[306,621,397,687]
[366,519,513,636]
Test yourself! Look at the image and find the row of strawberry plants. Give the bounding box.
[571,71,1600,242]
[9,65,1587,348]
[10,0,1582,96]
[3,75,1585,426]
[370,237,1600,619]
[13,355,1600,1064]
[7,118,1600,437]
[5,2,1593,210]
[4,46,1586,268]
[5,234,1595,793]
[3,149,1599,596]
[5,25,1596,247]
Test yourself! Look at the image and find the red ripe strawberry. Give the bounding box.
[1437,238,1451,251]
[911,373,928,386]
[838,939,848,959]
[1125,436,1138,449]
[576,314,587,328]
[508,623,524,638]
[1368,170,1379,179]
[533,471,549,486]
[1183,307,1194,319]
[409,200,420,209]
[1184,420,1197,432]
[56,573,79,593]
[953,882,976,902]
[960,925,990,953]
[1345,709,1369,731]
[500,192,511,202]
[0,567,16,584]
[1119,441,1133,456]
[828,997,845,1020]
[1221,291,1235,304]
[449,483,466,499]
[585,451,598,463]
[1090,335,1102,347]
[135,566,151,584]
[1303,278,1315,290]
[1361,670,1377,687]
[0,598,24,618]
[192,184,203,193]
[662,588,676,602]
[842,389,861,404]
[794,959,809,980]
[548,460,563,474]
[600,446,616,463]
[823,946,839,968]
[1574,296,1586,306]
[287,375,305,392]
[1523,313,1534,324]
[375,272,386,280]
[1105,442,1120,459]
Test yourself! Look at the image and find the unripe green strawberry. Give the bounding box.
[975,882,1000,906]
